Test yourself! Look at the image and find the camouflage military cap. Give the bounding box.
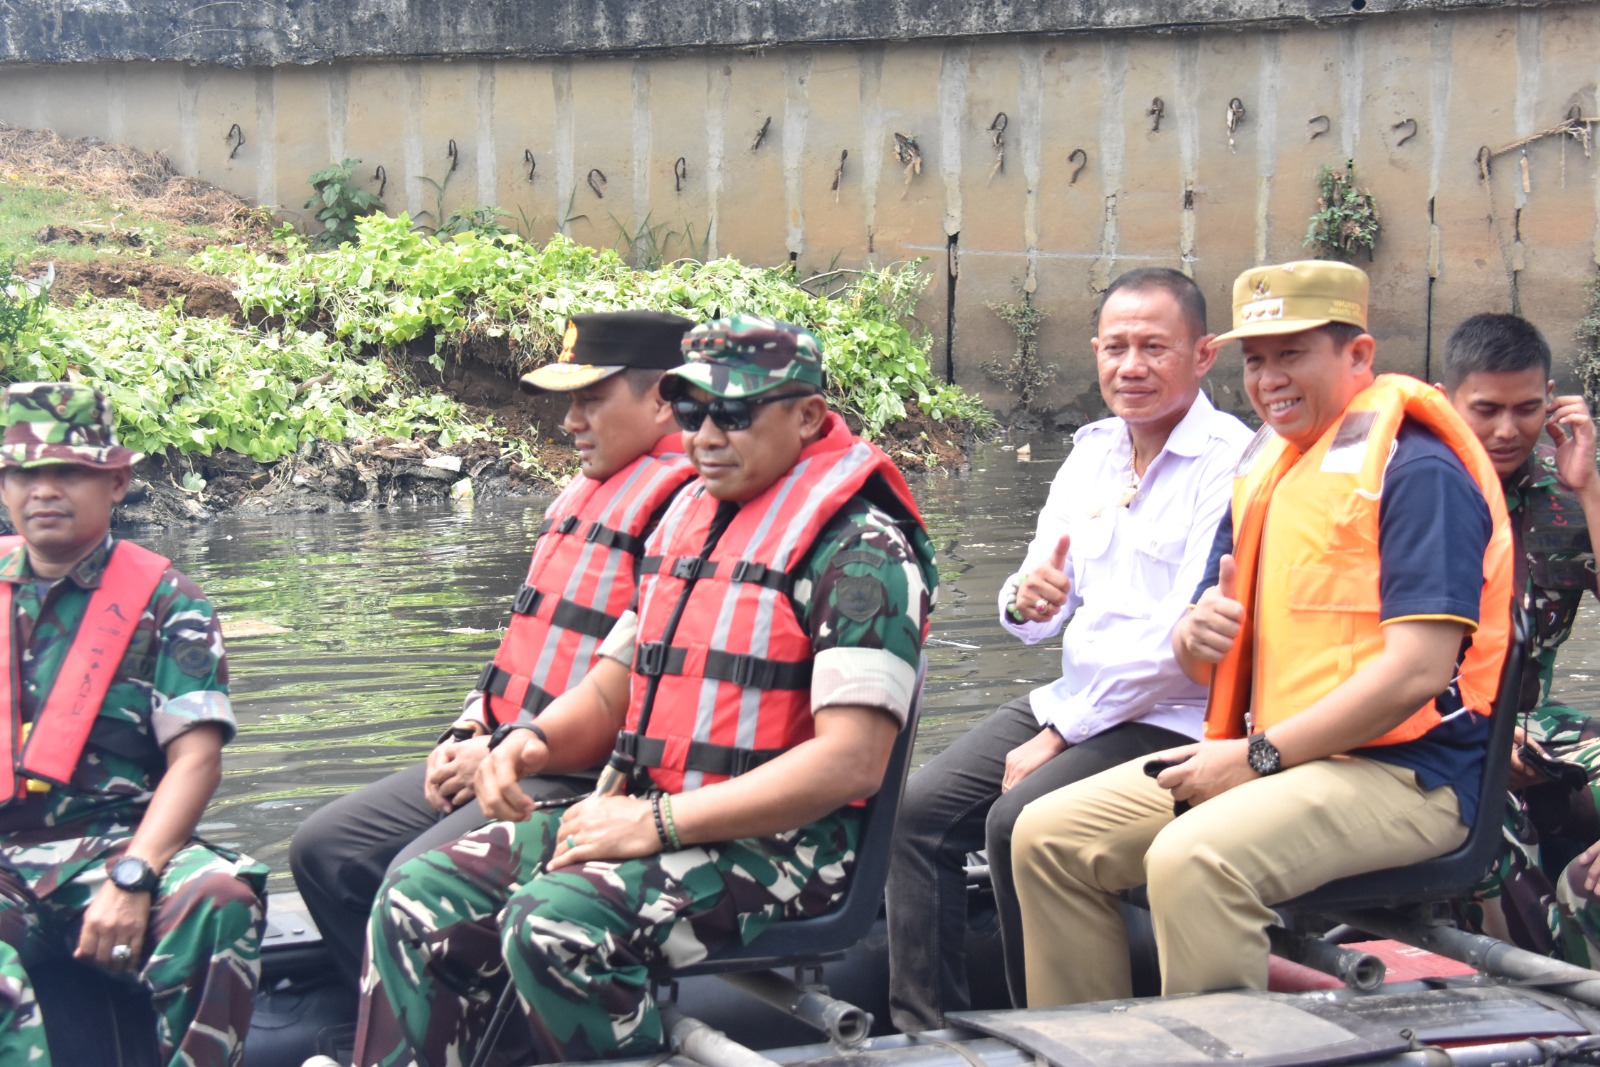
[0,382,142,469]
[664,315,827,399]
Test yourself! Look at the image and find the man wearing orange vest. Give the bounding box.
[290,310,696,989]
[0,382,265,1065]
[1010,260,1515,1004]
[341,316,938,1067]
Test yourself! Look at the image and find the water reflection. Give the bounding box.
[143,442,1061,884]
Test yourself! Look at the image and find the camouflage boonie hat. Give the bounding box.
[663,315,827,400]
[0,382,142,469]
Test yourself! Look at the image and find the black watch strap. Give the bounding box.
[437,725,478,746]
[489,721,549,750]
[1247,731,1283,776]
[109,856,160,894]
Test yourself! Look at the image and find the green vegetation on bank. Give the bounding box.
[196,214,988,438]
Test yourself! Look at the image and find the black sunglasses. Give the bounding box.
[669,392,816,432]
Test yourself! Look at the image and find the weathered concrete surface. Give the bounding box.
[0,0,1592,67]
[3,4,1599,421]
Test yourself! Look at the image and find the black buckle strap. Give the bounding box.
[703,650,812,690]
[478,661,556,714]
[511,584,543,615]
[616,731,782,778]
[728,560,792,593]
[584,522,646,558]
[556,516,580,535]
[638,556,665,575]
[635,641,669,677]
[476,661,500,692]
[671,557,705,580]
[547,598,618,641]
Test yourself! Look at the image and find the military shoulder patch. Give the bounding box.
[834,575,887,622]
[171,638,214,678]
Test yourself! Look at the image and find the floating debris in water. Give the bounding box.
[223,618,291,638]
[925,638,981,650]
[443,626,499,635]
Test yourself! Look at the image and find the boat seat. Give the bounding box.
[1276,605,1528,917]
[662,657,925,979]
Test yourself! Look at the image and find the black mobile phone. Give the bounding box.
[1143,755,1191,778]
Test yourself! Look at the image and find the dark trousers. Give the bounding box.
[885,695,1190,1031]
[289,758,592,990]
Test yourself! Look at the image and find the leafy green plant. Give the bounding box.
[0,257,51,354]
[1575,270,1600,414]
[195,215,990,437]
[304,159,386,249]
[438,205,511,239]
[1305,160,1380,262]
[983,297,1054,412]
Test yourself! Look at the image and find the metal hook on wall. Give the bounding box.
[674,157,688,194]
[1308,115,1331,141]
[1068,148,1088,185]
[446,139,459,173]
[832,149,849,202]
[988,112,1008,179]
[1226,98,1246,152]
[373,165,387,199]
[225,123,246,159]
[751,116,771,152]
[1148,97,1165,133]
[587,168,607,198]
[1391,118,1418,148]
[524,150,536,183]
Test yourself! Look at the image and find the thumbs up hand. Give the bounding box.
[1176,553,1243,665]
[1013,535,1073,623]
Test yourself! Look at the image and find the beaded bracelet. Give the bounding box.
[650,795,672,849]
[661,793,682,850]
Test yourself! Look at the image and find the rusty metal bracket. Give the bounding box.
[1226,98,1246,152]
[1148,97,1165,133]
[1308,115,1330,141]
[587,168,607,198]
[1392,118,1418,148]
[373,165,387,199]
[447,139,459,173]
[832,149,849,201]
[674,157,688,194]
[751,116,771,152]
[523,150,536,183]
[1068,148,1088,185]
[225,123,246,159]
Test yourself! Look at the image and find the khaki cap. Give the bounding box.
[1213,260,1369,344]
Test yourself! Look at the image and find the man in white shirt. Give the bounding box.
[886,268,1252,1031]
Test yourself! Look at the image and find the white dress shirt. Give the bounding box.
[1000,391,1252,743]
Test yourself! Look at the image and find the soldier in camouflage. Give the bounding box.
[1443,315,1600,965]
[340,318,938,1067]
[0,382,265,1066]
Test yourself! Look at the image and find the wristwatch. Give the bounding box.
[436,724,478,746]
[1246,732,1283,776]
[489,721,549,750]
[108,856,160,894]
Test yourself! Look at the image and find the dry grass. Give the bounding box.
[0,122,273,240]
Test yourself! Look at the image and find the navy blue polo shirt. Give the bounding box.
[1195,421,1494,825]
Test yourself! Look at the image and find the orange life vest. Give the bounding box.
[0,538,171,800]
[478,435,694,727]
[616,413,927,794]
[1203,374,1514,745]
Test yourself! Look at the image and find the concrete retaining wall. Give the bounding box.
[2,3,1598,420]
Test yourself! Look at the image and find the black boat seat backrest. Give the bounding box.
[662,655,927,978]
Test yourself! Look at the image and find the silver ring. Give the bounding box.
[566,835,577,850]
[110,944,131,963]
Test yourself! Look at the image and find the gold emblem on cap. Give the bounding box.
[559,322,579,363]
[1251,277,1271,299]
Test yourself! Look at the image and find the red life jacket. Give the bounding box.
[478,435,694,726]
[617,413,926,794]
[0,538,171,801]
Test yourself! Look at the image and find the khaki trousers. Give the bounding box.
[1012,753,1467,1006]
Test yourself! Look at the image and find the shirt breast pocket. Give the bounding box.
[1129,532,1187,604]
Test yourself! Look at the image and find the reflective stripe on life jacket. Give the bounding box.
[480,435,693,726]
[1203,374,1514,746]
[620,412,927,794]
[0,538,171,800]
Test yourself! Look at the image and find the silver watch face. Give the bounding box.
[111,857,154,890]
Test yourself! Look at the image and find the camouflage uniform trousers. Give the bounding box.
[356,802,862,1067]
[1467,702,1600,965]
[0,837,266,1067]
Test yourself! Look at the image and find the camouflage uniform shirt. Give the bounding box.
[1507,446,1596,726]
[598,494,938,726]
[0,535,233,883]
